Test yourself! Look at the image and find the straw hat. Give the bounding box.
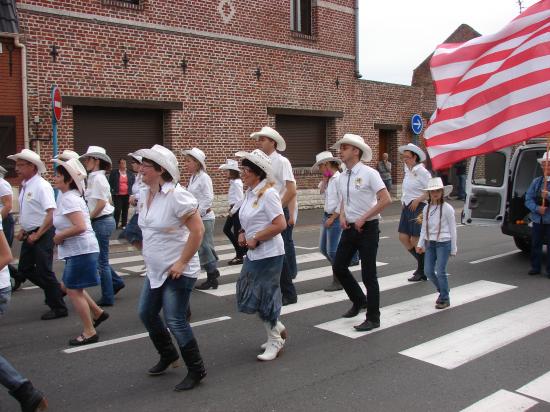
[134,144,180,182]
[79,146,112,165]
[7,149,46,174]
[219,159,240,173]
[55,150,80,161]
[424,177,453,197]
[235,149,273,177]
[311,151,342,171]
[537,152,550,164]
[51,157,87,194]
[331,134,372,162]
[250,126,286,152]
[182,147,207,171]
[128,152,143,163]
[398,143,426,162]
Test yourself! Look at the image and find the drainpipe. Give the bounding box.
[354,0,361,78]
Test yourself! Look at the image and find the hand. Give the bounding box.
[129,195,137,207]
[287,216,295,227]
[168,260,186,279]
[538,206,547,215]
[340,216,349,230]
[415,246,424,254]
[324,217,334,228]
[246,236,259,250]
[354,216,366,232]
[27,232,39,245]
[409,199,421,211]
[53,234,64,245]
[16,229,24,241]
[238,233,246,247]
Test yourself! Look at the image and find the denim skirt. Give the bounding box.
[236,255,284,326]
[63,252,100,289]
[398,202,425,237]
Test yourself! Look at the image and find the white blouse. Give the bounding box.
[86,170,114,217]
[131,173,145,201]
[187,171,215,221]
[319,171,341,214]
[417,202,458,255]
[138,182,201,288]
[0,178,12,210]
[228,178,244,206]
[401,163,431,205]
[53,190,99,260]
[239,179,285,261]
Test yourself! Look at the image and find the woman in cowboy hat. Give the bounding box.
[416,177,457,309]
[182,148,220,290]
[219,159,246,265]
[397,143,432,282]
[133,144,206,391]
[235,149,288,361]
[52,157,109,345]
[80,146,125,306]
[121,152,145,251]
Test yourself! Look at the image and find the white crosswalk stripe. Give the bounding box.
[517,370,550,403]
[460,390,538,412]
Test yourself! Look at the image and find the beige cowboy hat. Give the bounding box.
[51,157,87,194]
[128,152,143,163]
[182,147,207,171]
[311,151,342,171]
[331,133,372,162]
[250,126,286,152]
[54,150,80,161]
[79,146,112,165]
[218,159,240,173]
[537,152,550,164]
[423,177,453,197]
[7,149,47,174]
[398,143,426,162]
[235,149,273,177]
[134,144,180,182]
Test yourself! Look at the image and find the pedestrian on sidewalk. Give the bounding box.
[416,177,457,309]
[183,148,220,290]
[80,146,125,306]
[8,149,68,320]
[121,153,145,251]
[251,126,298,306]
[52,157,109,346]
[331,134,392,332]
[219,159,246,265]
[235,149,288,361]
[109,158,135,229]
[377,152,392,192]
[0,166,17,290]
[397,143,432,282]
[134,144,207,391]
[0,217,48,411]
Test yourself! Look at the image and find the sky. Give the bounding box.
[357,0,539,85]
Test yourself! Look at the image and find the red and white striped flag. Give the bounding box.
[424,0,550,170]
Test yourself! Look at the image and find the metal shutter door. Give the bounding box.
[276,115,326,167]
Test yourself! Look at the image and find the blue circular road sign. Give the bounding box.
[411,114,423,135]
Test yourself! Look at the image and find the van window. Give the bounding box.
[512,149,544,197]
[472,152,507,187]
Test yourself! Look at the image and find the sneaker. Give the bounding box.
[435,301,450,309]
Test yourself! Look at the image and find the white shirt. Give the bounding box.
[338,162,386,223]
[85,170,114,217]
[53,190,99,259]
[401,163,431,205]
[0,218,10,289]
[239,179,285,261]
[187,171,215,221]
[319,171,341,214]
[269,151,298,221]
[417,202,457,255]
[138,182,201,288]
[228,178,244,206]
[131,173,145,201]
[0,178,13,210]
[18,174,56,232]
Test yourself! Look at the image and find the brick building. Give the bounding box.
[2,0,438,211]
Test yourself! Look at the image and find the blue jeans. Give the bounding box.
[92,216,125,305]
[424,240,451,302]
[0,354,27,392]
[320,213,359,265]
[0,286,11,317]
[280,208,297,300]
[530,223,550,273]
[138,276,196,348]
[457,174,466,200]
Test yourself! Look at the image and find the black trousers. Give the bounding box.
[113,194,130,228]
[333,220,380,322]
[17,227,66,312]
[222,211,246,258]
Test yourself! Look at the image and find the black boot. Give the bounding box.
[174,338,207,391]
[195,270,219,290]
[407,248,427,282]
[9,381,48,412]
[147,331,180,375]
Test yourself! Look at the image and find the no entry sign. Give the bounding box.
[51,85,62,122]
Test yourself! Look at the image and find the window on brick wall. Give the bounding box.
[101,0,143,10]
[0,117,17,178]
[290,0,312,35]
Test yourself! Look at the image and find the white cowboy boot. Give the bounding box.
[257,321,285,361]
[260,320,287,350]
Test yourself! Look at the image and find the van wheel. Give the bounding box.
[514,236,531,253]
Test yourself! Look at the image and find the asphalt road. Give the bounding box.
[1,203,550,412]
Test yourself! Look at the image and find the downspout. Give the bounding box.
[354,0,361,78]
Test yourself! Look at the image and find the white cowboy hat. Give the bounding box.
[0,166,7,178]
[331,133,372,162]
[55,150,80,161]
[311,151,342,171]
[423,177,453,197]
[398,143,426,162]
[219,159,240,173]
[134,144,180,182]
[235,149,273,177]
[79,146,112,165]
[250,126,287,152]
[537,152,550,164]
[182,147,207,171]
[128,152,143,163]
[51,157,88,194]
[7,149,47,174]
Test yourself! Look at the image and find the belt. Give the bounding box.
[91,213,113,223]
[346,219,379,228]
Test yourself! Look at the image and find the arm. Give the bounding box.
[90,199,107,219]
[281,180,297,209]
[53,211,88,245]
[0,195,12,219]
[198,176,214,217]
[339,199,349,229]
[0,231,12,268]
[409,168,431,211]
[168,211,205,279]
[448,205,458,256]
[525,178,545,215]
[416,208,428,254]
[246,214,287,250]
[27,209,54,244]
[354,188,392,231]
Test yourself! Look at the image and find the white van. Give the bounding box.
[462,139,548,252]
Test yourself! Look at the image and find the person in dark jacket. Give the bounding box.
[109,159,135,229]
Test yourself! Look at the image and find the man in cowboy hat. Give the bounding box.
[8,149,68,320]
[331,134,391,331]
[251,126,298,305]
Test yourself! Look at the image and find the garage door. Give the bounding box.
[276,115,326,167]
[73,107,163,165]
